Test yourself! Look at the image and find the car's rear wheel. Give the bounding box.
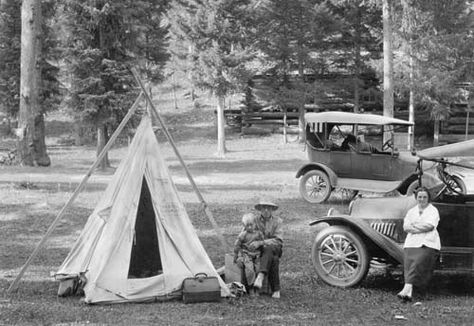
[299,170,331,203]
[311,225,369,287]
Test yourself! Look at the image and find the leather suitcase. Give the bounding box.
[182,273,221,303]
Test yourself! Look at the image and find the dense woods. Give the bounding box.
[0,0,473,162]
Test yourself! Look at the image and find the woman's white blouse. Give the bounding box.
[403,203,441,250]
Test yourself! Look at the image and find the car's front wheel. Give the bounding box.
[311,225,369,287]
[299,170,332,203]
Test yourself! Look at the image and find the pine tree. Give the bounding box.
[328,0,382,113]
[57,0,169,166]
[0,0,21,121]
[123,0,170,82]
[1,0,59,165]
[394,0,473,139]
[58,1,142,169]
[165,0,257,157]
[255,0,341,140]
[17,0,52,166]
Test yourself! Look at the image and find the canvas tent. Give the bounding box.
[55,115,229,304]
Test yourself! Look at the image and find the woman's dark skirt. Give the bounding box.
[404,246,439,288]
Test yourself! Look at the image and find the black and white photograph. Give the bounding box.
[1,0,474,325]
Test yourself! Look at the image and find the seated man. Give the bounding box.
[341,134,379,153]
[357,140,379,153]
[250,200,283,299]
[341,134,357,151]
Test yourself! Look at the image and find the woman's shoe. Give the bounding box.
[397,293,412,302]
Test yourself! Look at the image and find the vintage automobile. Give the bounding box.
[296,112,454,203]
[309,139,474,287]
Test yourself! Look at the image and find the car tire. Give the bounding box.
[299,170,332,203]
[311,225,370,287]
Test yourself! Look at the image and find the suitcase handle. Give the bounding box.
[195,272,208,281]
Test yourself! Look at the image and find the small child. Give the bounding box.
[233,213,264,294]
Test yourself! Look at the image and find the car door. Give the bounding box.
[328,150,353,177]
[349,148,395,180]
[435,199,474,271]
[367,153,397,180]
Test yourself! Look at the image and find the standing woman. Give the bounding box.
[397,187,441,301]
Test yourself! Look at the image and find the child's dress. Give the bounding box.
[233,230,264,286]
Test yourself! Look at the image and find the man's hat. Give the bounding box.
[255,200,278,211]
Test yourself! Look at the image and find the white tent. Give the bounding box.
[55,115,229,304]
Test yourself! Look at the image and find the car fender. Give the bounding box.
[295,163,338,186]
[310,215,404,264]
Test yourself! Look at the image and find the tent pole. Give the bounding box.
[7,92,144,294]
[130,68,230,253]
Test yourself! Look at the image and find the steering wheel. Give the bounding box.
[438,164,464,195]
[443,173,465,195]
[382,139,393,151]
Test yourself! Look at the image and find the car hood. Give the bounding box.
[350,195,417,220]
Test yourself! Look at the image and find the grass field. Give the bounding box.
[1,88,474,325]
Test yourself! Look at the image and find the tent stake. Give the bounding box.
[131,68,230,253]
[7,92,144,294]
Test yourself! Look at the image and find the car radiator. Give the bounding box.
[370,222,397,238]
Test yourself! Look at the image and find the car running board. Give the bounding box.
[336,178,402,193]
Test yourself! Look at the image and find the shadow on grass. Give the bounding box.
[0,181,108,193]
[175,183,286,195]
[168,159,301,175]
[1,243,70,270]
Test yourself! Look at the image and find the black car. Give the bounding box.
[309,139,474,287]
[296,112,456,204]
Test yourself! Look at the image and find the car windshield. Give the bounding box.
[412,139,474,197]
[306,121,410,153]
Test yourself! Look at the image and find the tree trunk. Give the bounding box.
[353,5,361,113]
[74,123,83,146]
[402,0,415,151]
[34,114,50,165]
[172,73,178,110]
[0,0,10,119]
[298,48,305,142]
[17,0,50,166]
[382,0,394,143]
[216,95,226,157]
[97,124,110,170]
[408,53,415,150]
[433,118,439,147]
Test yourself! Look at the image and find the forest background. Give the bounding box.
[0,0,473,164]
